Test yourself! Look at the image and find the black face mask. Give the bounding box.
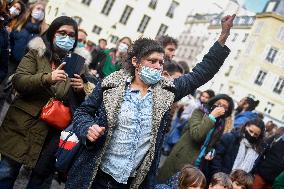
[244,130,258,144]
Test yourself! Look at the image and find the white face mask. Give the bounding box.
[117,43,128,53]
[31,10,45,21]
[9,6,20,16]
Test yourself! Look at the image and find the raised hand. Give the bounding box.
[218,14,236,46]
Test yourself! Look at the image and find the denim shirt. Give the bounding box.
[100,85,153,184]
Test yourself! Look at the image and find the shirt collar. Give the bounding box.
[126,77,153,92]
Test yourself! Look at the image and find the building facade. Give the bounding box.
[227,12,284,125]
[45,0,190,46]
[175,14,218,68]
[198,0,284,125]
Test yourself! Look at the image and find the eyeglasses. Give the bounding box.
[78,39,86,44]
[146,58,164,65]
[56,30,75,39]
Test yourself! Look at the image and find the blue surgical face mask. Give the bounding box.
[139,66,162,85]
[55,35,75,51]
[77,42,85,48]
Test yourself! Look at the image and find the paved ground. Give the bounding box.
[14,168,65,189]
[1,100,65,189]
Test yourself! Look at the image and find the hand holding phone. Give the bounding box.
[51,62,68,82]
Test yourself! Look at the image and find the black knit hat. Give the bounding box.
[207,94,234,118]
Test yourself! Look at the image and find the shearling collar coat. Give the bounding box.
[65,42,230,189]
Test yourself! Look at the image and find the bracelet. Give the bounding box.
[208,114,217,123]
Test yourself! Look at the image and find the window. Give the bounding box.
[254,22,264,33]
[101,0,115,16]
[232,33,238,42]
[92,25,102,35]
[254,70,267,86]
[234,50,241,60]
[225,65,233,77]
[119,5,133,25]
[277,26,284,41]
[110,35,119,44]
[149,0,158,9]
[166,1,179,18]
[244,40,254,55]
[265,1,277,12]
[264,102,274,114]
[137,15,151,33]
[265,47,278,63]
[72,16,82,26]
[47,6,51,14]
[54,8,59,17]
[242,33,249,42]
[273,77,284,94]
[156,24,168,37]
[82,0,92,6]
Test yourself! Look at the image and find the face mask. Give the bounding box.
[55,35,75,51]
[77,42,85,48]
[139,66,162,85]
[117,43,128,53]
[244,130,258,144]
[31,10,44,21]
[9,6,20,16]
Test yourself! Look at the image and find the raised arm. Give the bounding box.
[173,15,235,102]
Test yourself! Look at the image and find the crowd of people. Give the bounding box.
[0,0,283,189]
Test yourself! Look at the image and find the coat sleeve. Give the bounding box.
[189,109,215,143]
[0,29,9,81]
[72,82,104,146]
[210,133,232,175]
[12,50,54,95]
[12,50,70,99]
[173,42,230,102]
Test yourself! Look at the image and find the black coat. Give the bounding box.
[255,138,284,184]
[0,27,9,82]
[210,131,241,175]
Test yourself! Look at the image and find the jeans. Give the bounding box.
[0,155,53,189]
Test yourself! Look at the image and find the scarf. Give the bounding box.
[194,106,225,168]
[232,138,259,172]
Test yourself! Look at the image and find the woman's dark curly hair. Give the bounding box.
[123,38,164,76]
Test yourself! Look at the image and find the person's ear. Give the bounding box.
[243,103,249,110]
[132,57,139,68]
[163,71,170,77]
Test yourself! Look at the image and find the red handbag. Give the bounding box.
[41,98,72,130]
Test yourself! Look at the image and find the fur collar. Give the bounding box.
[101,69,176,90]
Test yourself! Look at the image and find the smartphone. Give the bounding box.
[64,53,85,78]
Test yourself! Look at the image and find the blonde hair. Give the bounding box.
[14,1,47,34]
[179,164,206,189]
[210,172,233,189]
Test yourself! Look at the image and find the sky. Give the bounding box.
[244,0,269,13]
